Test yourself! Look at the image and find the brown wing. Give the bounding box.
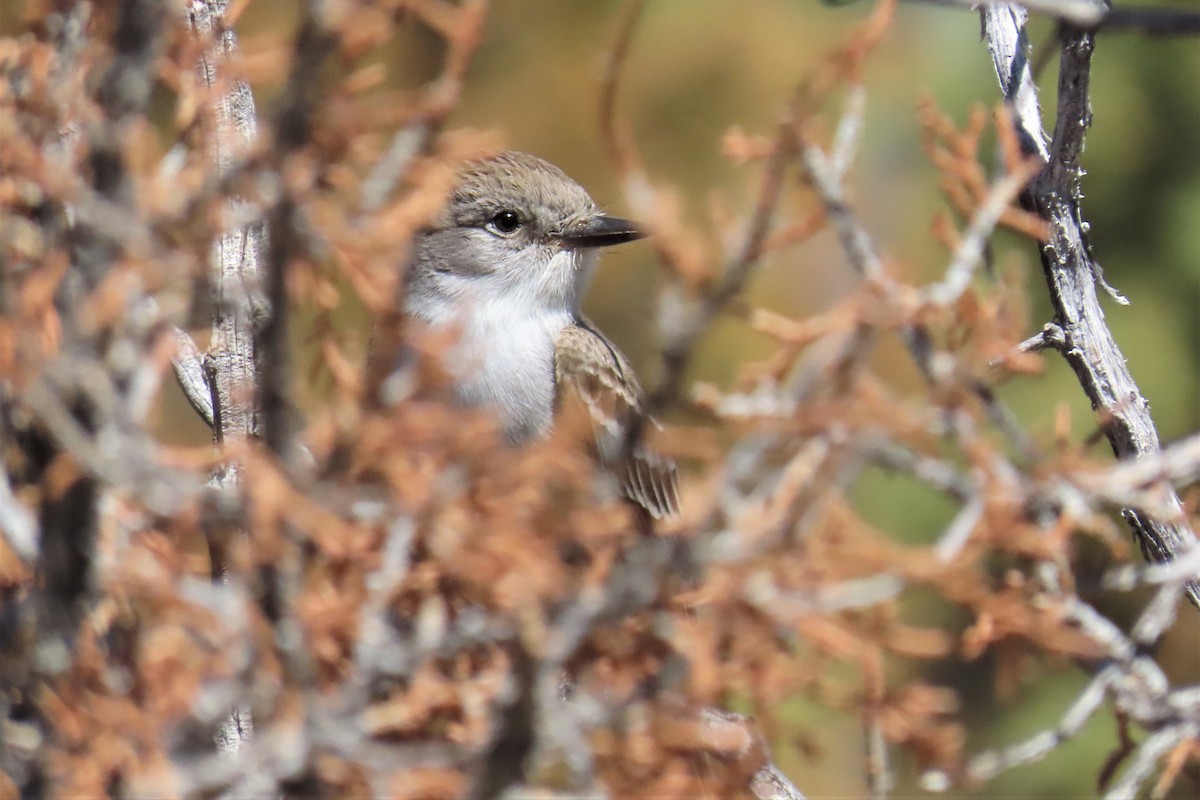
[553,321,680,519]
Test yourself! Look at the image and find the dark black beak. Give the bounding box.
[561,215,645,249]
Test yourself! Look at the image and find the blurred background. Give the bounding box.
[240,2,1200,794]
[323,6,1198,793]
[4,0,1197,796]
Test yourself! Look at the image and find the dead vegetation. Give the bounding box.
[0,1,1197,798]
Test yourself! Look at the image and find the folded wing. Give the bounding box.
[553,322,680,519]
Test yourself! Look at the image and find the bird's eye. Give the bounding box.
[488,210,523,235]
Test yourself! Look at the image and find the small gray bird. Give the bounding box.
[403,151,679,519]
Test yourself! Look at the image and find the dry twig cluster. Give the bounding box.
[0,1,1196,798]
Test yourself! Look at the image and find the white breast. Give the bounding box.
[453,295,571,442]
[404,247,588,442]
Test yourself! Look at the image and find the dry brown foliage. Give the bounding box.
[1,1,1197,799]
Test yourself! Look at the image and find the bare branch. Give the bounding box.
[996,322,1068,363]
[912,0,1200,37]
[799,124,885,282]
[916,0,1105,27]
[982,8,1200,606]
[189,0,265,446]
[921,159,1040,306]
[187,0,267,762]
[943,585,1197,794]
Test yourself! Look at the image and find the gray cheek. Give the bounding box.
[416,229,501,279]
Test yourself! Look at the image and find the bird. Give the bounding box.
[400,151,679,519]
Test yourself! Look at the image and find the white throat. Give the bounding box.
[408,249,593,442]
[453,293,572,442]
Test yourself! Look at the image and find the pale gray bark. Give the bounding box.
[983,6,1200,606]
[185,0,267,760]
[188,0,265,448]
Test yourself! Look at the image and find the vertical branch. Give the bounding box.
[599,0,647,175]
[257,1,336,461]
[982,6,1048,162]
[186,0,266,758]
[37,0,166,649]
[981,10,1199,606]
[190,0,265,450]
[863,645,891,800]
[599,9,808,800]
[257,193,295,458]
[4,0,169,790]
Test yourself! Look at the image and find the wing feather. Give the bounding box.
[553,322,680,519]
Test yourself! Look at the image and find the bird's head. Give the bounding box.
[408,151,643,315]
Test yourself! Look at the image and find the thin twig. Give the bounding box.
[921,159,1041,306]
[863,645,892,800]
[799,127,885,282]
[359,0,488,214]
[911,0,1200,37]
[599,0,647,175]
[600,0,795,441]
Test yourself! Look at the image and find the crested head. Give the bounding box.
[445,151,598,235]
[406,151,643,320]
